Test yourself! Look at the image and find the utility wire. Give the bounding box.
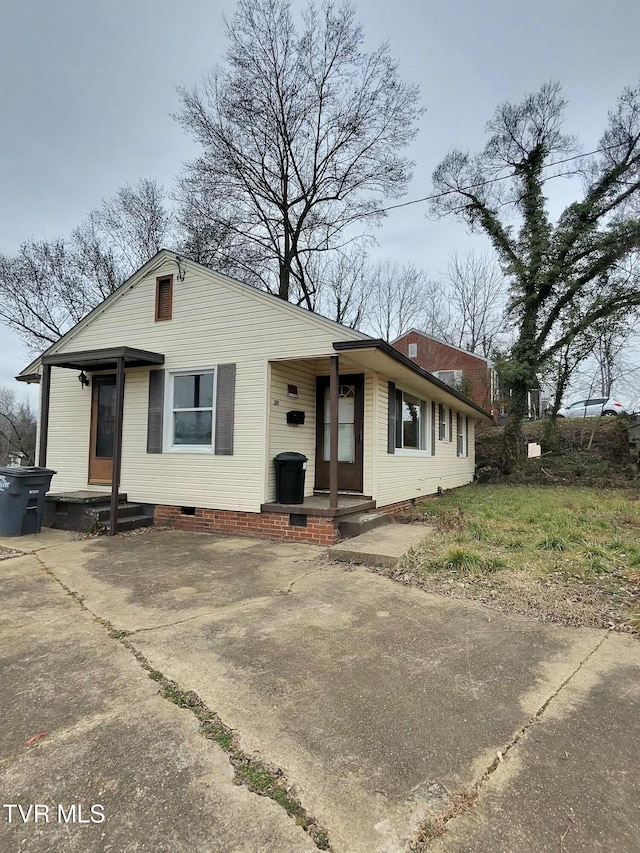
[367,143,624,218]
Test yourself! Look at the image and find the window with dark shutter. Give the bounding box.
[147,370,165,453]
[387,381,396,454]
[155,275,173,321]
[215,364,236,455]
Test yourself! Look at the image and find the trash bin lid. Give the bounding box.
[274,452,308,462]
[0,466,57,477]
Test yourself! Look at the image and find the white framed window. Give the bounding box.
[393,388,429,453]
[436,369,462,387]
[165,368,216,451]
[456,413,469,457]
[408,343,418,358]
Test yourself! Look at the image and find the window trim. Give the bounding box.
[438,403,446,441]
[155,274,174,322]
[393,386,431,453]
[456,412,469,458]
[164,366,217,453]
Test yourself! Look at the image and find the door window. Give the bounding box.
[95,381,116,458]
[323,384,355,463]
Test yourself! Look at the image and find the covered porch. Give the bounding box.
[36,346,164,535]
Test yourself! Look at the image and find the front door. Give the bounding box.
[315,374,364,492]
[88,375,117,484]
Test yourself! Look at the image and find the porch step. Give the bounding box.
[103,513,154,534]
[92,502,148,522]
[338,511,391,540]
[329,524,431,569]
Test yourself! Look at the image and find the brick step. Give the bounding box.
[338,511,391,540]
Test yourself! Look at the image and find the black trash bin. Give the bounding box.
[0,467,56,537]
[274,452,307,504]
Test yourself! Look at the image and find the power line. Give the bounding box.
[368,143,622,218]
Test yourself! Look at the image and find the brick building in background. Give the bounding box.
[392,330,494,411]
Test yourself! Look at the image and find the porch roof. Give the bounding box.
[22,346,164,378]
[333,339,492,420]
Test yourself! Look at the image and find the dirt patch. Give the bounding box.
[374,563,639,635]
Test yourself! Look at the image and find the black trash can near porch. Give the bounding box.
[274,452,307,505]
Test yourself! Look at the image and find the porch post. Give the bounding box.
[38,363,51,467]
[329,355,339,509]
[109,356,126,536]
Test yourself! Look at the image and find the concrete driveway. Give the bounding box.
[1,528,639,852]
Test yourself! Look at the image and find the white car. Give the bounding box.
[557,397,627,418]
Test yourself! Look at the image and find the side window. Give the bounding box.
[408,343,418,358]
[392,388,427,451]
[457,413,467,457]
[170,371,214,448]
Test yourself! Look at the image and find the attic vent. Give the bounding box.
[155,275,173,321]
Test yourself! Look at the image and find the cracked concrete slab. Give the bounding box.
[3,529,639,852]
[0,547,317,852]
[431,632,640,852]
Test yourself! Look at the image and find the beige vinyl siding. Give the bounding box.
[46,367,92,492]
[267,361,317,501]
[43,258,364,511]
[374,376,476,507]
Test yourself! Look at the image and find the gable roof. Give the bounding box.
[392,328,492,366]
[17,249,370,379]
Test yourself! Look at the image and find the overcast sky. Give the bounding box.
[2,0,639,406]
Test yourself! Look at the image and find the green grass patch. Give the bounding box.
[401,485,640,630]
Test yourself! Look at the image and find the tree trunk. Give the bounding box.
[502,379,528,473]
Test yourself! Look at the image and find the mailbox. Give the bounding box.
[286,410,305,425]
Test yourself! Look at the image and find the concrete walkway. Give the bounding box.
[1,528,639,852]
[329,522,430,568]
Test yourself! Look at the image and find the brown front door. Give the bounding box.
[88,375,118,484]
[315,373,364,493]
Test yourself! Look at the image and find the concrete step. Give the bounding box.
[93,502,147,522]
[338,511,391,540]
[329,523,431,569]
[104,514,154,534]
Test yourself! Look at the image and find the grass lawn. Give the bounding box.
[393,485,640,633]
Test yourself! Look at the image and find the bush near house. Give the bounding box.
[475,417,636,488]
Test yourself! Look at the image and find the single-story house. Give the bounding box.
[17,251,490,544]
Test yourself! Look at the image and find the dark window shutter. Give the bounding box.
[147,369,165,453]
[449,408,453,442]
[215,363,236,455]
[465,415,469,457]
[387,381,396,454]
[431,401,436,455]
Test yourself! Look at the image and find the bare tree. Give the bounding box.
[428,250,507,356]
[309,243,372,328]
[0,179,173,352]
[176,0,423,307]
[364,260,433,341]
[431,81,640,466]
[91,178,173,269]
[0,387,37,465]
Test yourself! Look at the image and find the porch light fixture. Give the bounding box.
[78,371,90,388]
